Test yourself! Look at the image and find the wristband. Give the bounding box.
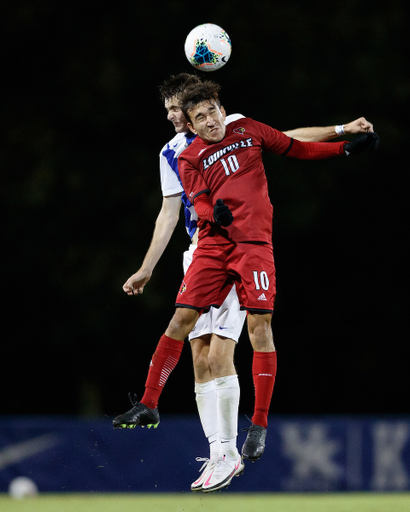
[335,124,345,136]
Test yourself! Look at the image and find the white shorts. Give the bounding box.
[183,244,247,342]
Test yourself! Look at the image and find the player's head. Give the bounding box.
[180,81,226,144]
[159,73,202,134]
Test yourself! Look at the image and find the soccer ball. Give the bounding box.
[8,477,38,499]
[184,23,231,72]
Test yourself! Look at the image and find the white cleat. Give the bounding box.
[191,457,217,491]
[201,455,244,493]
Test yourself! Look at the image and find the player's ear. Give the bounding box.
[187,122,197,135]
[220,105,227,119]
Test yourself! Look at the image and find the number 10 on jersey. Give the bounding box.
[221,155,240,175]
[253,271,270,290]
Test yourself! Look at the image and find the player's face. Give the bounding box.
[164,96,189,133]
[187,101,226,143]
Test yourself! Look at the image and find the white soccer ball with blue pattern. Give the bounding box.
[184,23,231,72]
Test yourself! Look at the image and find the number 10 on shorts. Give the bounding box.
[253,271,269,290]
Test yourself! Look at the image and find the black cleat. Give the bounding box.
[241,424,267,461]
[113,393,160,429]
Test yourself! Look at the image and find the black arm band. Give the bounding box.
[193,189,211,201]
[281,138,294,156]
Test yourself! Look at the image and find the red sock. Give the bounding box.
[251,351,277,428]
[140,334,184,410]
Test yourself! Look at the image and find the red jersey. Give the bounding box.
[178,117,345,245]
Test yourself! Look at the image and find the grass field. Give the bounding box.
[1,493,410,512]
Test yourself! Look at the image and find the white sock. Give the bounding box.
[215,375,240,461]
[195,380,220,460]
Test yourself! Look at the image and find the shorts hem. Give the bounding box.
[241,307,274,314]
[188,329,240,343]
[175,303,221,312]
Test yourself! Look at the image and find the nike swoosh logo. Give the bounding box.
[228,460,241,477]
[0,433,61,470]
[204,470,214,486]
[219,327,228,330]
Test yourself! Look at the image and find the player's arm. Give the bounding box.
[194,195,233,226]
[284,131,379,160]
[123,193,182,295]
[179,156,233,227]
[283,117,374,142]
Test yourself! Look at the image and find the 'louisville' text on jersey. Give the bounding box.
[202,138,253,170]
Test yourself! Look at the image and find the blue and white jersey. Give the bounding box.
[160,131,197,238]
[159,114,245,239]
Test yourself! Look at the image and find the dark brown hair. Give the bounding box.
[179,81,222,123]
[159,73,202,103]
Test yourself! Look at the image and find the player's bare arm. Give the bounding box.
[283,117,374,142]
[123,194,182,295]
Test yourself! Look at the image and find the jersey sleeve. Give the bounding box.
[251,118,346,159]
[192,193,214,223]
[285,138,346,159]
[159,147,184,197]
[178,154,210,203]
[250,119,295,154]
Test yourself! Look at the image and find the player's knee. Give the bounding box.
[207,352,233,378]
[247,314,274,351]
[207,352,221,375]
[166,308,199,338]
[193,356,210,381]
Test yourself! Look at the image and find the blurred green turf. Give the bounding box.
[1,493,410,512]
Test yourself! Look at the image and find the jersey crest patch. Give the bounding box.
[233,127,245,134]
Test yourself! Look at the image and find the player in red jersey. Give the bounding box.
[112,77,378,490]
[175,81,377,464]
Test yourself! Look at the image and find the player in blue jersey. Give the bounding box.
[116,73,375,492]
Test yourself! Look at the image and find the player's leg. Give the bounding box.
[112,245,227,430]
[189,334,220,490]
[208,284,246,468]
[195,333,244,492]
[192,285,244,462]
[183,243,244,490]
[189,321,238,490]
[242,312,277,461]
[208,335,239,457]
[247,312,277,422]
[200,288,245,492]
[190,285,246,491]
[112,307,199,429]
[183,243,221,488]
[229,242,277,461]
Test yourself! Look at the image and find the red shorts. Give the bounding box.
[175,242,276,314]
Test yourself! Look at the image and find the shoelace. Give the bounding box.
[195,457,219,472]
[241,424,264,440]
[195,457,212,473]
[128,392,141,407]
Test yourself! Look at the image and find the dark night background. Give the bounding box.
[1,1,408,419]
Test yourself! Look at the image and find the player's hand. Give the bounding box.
[123,269,152,295]
[213,199,233,227]
[343,117,374,135]
[344,132,380,156]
